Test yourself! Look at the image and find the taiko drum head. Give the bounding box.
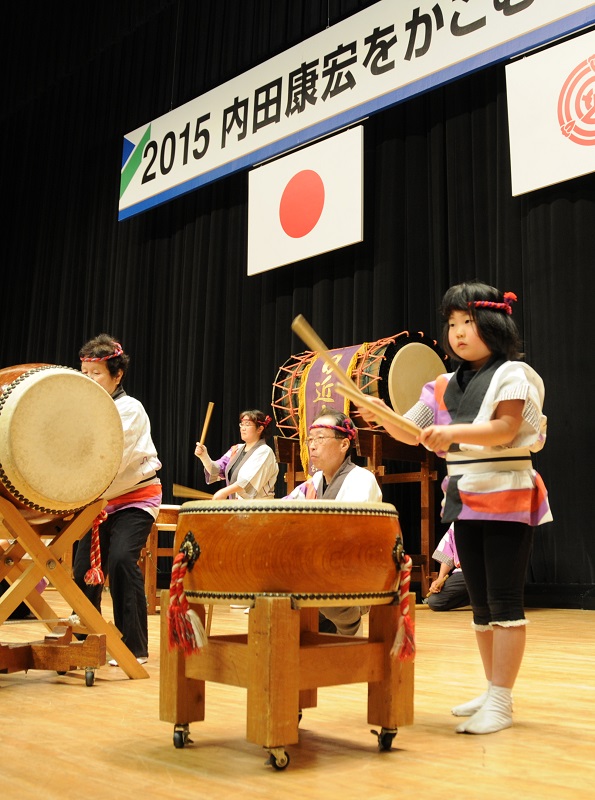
[388,342,445,414]
[0,364,124,516]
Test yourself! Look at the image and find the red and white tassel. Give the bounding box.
[84,510,107,586]
[168,550,206,655]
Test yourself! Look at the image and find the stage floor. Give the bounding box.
[2,589,594,800]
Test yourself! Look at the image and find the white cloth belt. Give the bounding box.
[446,457,533,476]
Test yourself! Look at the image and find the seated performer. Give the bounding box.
[425,524,470,612]
[194,409,278,500]
[285,407,382,635]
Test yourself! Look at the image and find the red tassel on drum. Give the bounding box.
[84,510,107,586]
[168,533,206,655]
[391,553,416,661]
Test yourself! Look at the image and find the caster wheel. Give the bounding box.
[173,724,192,749]
[371,727,397,751]
[173,731,185,749]
[85,669,95,687]
[266,749,290,770]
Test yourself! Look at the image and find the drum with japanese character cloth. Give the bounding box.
[0,364,123,518]
[175,499,404,596]
[271,330,446,437]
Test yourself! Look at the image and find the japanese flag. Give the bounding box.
[247,126,363,275]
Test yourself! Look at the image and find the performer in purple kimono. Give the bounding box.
[194,409,278,500]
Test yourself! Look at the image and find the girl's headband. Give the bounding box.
[469,291,517,316]
[81,343,124,362]
[309,418,357,441]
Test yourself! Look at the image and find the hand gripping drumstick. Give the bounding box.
[425,572,449,598]
[290,315,421,438]
[199,401,215,446]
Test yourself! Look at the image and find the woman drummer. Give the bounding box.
[194,410,278,500]
[73,334,162,665]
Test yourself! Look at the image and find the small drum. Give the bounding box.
[271,331,446,437]
[176,499,403,595]
[0,364,124,517]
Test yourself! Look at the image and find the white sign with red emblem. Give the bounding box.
[506,27,595,195]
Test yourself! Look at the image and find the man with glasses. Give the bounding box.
[285,407,382,634]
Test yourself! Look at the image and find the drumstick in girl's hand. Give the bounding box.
[199,402,215,445]
[291,314,421,438]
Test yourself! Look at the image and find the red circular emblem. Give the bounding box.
[558,55,595,146]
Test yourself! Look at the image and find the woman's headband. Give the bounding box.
[80,343,124,362]
[469,291,517,316]
[310,418,357,441]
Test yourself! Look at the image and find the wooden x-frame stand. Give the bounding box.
[0,496,148,680]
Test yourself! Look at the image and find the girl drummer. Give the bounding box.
[356,281,552,735]
[73,334,162,665]
[194,409,278,500]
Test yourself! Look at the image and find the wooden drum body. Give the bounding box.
[176,499,403,596]
[0,364,124,517]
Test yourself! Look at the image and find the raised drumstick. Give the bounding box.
[199,401,215,445]
[291,314,421,438]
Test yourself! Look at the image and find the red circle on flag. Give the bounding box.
[279,170,325,238]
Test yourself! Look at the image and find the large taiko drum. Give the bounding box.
[176,499,403,595]
[271,330,446,437]
[0,364,124,518]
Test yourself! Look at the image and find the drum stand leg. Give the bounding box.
[0,497,148,680]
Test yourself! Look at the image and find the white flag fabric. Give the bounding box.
[506,29,595,196]
[247,126,363,275]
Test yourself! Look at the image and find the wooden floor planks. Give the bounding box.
[2,590,595,800]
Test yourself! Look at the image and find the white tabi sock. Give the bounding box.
[456,685,513,734]
[451,681,492,717]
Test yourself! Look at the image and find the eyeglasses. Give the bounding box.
[307,434,338,446]
[239,421,256,428]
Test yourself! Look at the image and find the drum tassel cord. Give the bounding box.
[391,552,415,662]
[84,510,107,586]
[168,531,206,655]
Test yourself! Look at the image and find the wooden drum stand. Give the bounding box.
[0,363,150,682]
[159,500,414,769]
[0,497,148,681]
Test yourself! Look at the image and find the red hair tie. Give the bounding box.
[469,291,517,316]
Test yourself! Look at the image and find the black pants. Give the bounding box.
[453,520,533,626]
[73,507,153,658]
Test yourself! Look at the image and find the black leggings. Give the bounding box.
[453,521,534,626]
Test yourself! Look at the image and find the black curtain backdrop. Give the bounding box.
[1,1,594,590]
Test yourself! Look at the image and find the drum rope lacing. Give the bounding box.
[0,365,91,515]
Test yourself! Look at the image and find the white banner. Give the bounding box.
[247,127,363,275]
[119,0,595,219]
[507,27,595,195]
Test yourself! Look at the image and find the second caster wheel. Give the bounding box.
[370,727,397,751]
[173,724,193,749]
[266,748,290,770]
